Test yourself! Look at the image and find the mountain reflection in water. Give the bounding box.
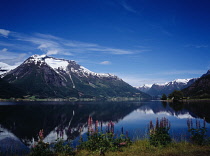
[0,100,210,154]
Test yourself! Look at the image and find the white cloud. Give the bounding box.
[0,50,28,65]
[0,29,10,37]
[46,49,59,55]
[100,61,111,65]
[86,47,134,54]
[1,48,8,52]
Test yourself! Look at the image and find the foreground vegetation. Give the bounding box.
[77,140,210,156]
[25,117,210,156]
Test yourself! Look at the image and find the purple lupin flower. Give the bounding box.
[156,118,159,129]
[149,120,154,130]
[121,127,124,134]
[190,118,193,128]
[187,118,191,130]
[110,121,114,133]
[126,131,128,138]
[88,116,91,132]
[107,122,111,133]
[196,119,199,129]
[100,121,103,132]
[39,129,44,141]
[95,120,99,133]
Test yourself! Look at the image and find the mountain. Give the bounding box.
[137,78,197,97]
[182,70,210,98]
[0,62,17,76]
[1,55,150,99]
[136,84,152,93]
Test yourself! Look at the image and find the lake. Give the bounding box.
[0,100,210,155]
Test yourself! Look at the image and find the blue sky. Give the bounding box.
[0,0,210,86]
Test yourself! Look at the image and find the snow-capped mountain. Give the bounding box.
[136,84,152,93]
[137,78,197,97]
[1,55,150,99]
[0,62,17,76]
[24,55,116,79]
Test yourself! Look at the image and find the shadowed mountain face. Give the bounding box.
[0,78,25,98]
[182,70,210,98]
[1,55,150,99]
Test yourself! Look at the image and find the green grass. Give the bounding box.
[76,140,210,156]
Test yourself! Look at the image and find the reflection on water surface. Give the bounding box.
[0,100,210,154]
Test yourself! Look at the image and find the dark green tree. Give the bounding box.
[168,90,183,101]
[161,94,167,100]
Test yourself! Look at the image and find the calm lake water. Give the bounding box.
[0,100,210,155]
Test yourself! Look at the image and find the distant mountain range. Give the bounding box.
[137,69,210,99]
[0,55,150,99]
[137,78,197,97]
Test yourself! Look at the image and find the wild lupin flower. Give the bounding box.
[88,116,93,133]
[95,120,99,133]
[155,118,159,129]
[196,119,201,129]
[121,127,124,134]
[126,131,129,138]
[107,122,111,133]
[110,121,114,133]
[187,118,191,130]
[60,129,64,139]
[160,117,170,129]
[187,118,193,130]
[38,129,44,141]
[100,121,103,132]
[149,120,154,130]
[149,117,171,146]
[149,117,171,135]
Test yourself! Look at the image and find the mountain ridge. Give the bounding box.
[137,78,197,97]
[1,55,150,99]
[182,70,210,98]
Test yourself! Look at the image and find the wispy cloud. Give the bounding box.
[0,29,10,37]
[100,61,111,65]
[0,48,27,65]
[147,70,206,76]
[119,0,137,13]
[0,29,144,56]
[184,44,208,48]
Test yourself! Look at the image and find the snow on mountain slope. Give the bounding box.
[137,78,197,97]
[26,54,117,79]
[171,79,192,84]
[79,66,115,78]
[0,62,17,76]
[45,57,69,71]
[24,54,46,65]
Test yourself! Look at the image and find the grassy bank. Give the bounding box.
[77,140,210,156]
